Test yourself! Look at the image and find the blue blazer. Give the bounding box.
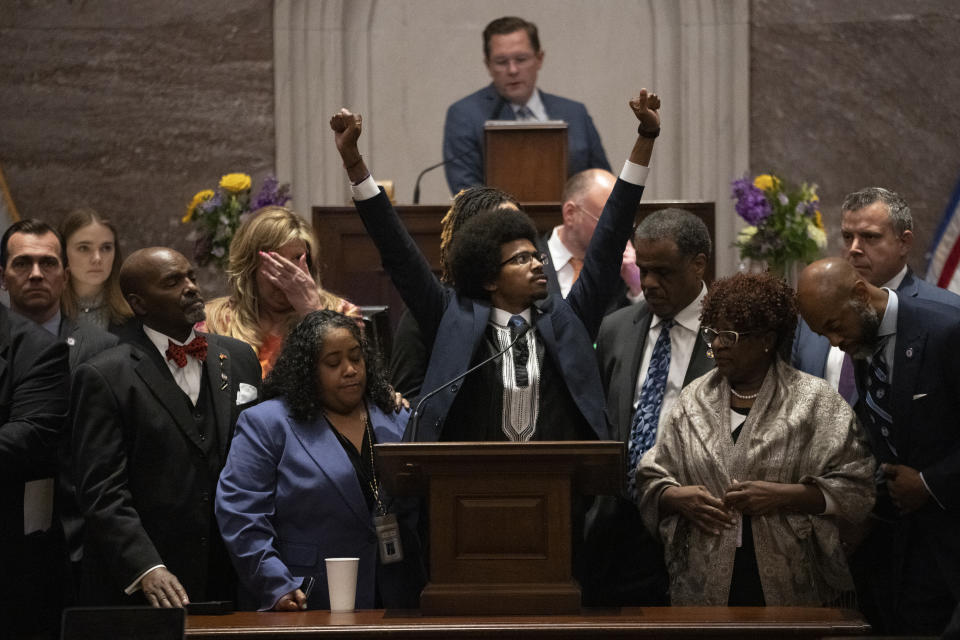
[442,84,611,194]
[354,177,645,442]
[852,295,960,591]
[793,269,960,379]
[215,400,423,611]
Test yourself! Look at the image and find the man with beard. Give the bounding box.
[797,257,960,636]
[71,248,261,607]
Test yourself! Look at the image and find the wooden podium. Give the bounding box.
[484,121,567,202]
[375,441,623,616]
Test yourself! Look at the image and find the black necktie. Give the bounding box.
[508,315,529,388]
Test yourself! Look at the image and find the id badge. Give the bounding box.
[373,513,404,565]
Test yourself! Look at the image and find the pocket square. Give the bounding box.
[912,393,928,400]
[236,382,258,405]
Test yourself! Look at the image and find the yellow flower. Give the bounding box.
[737,225,758,244]
[182,189,214,223]
[808,220,827,249]
[814,209,824,230]
[753,174,780,192]
[219,173,252,193]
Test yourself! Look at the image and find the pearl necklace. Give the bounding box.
[729,386,760,400]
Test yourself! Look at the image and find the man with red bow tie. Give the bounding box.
[70,247,261,607]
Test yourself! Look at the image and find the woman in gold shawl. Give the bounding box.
[637,271,875,606]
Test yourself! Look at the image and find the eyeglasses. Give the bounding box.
[572,202,600,223]
[701,326,756,347]
[489,54,537,70]
[500,250,549,268]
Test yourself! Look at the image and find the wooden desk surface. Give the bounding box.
[186,607,870,639]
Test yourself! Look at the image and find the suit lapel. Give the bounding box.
[203,336,234,454]
[0,309,10,384]
[683,332,715,385]
[890,321,925,457]
[289,414,372,529]
[124,326,206,452]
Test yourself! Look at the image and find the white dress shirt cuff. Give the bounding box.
[125,564,165,595]
[919,472,946,510]
[351,174,381,201]
[619,160,649,186]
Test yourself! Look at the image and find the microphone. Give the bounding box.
[412,149,473,204]
[406,321,532,442]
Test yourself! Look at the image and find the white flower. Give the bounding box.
[807,221,827,249]
[212,246,226,258]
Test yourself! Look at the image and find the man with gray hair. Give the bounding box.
[582,208,713,606]
[793,187,960,402]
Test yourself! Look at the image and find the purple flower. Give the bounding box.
[731,178,772,225]
[252,175,293,210]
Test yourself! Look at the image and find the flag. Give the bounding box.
[925,175,960,294]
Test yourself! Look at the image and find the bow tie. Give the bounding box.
[165,336,208,368]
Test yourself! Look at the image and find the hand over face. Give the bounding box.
[141,567,189,608]
[661,484,735,535]
[723,480,788,516]
[258,250,321,315]
[629,89,661,132]
[329,109,363,155]
[882,463,930,514]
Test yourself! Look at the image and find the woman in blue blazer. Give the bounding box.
[215,310,425,611]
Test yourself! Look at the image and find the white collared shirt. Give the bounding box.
[511,89,548,121]
[142,325,203,405]
[633,284,707,430]
[546,226,576,298]
[489,306,540,442]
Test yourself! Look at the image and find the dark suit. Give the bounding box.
[356,176,645,442]
[793,268,960,378]
[853,295,960,634]
[56,317,119,585]
[71,322,261,604]
[443,84,610,194]
[0,305,70,635]
[582,299,714,605]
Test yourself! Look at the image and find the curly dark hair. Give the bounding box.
[448,208,539,300]
[700,272,798,360]
[263,310,394,421]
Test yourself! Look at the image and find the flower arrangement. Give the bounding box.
[732,173,827,274]
[182,173,291,268]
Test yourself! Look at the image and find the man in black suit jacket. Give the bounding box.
[582,208,713,606]
[0,304,69,636]
[71,247,261,608]
[0,218,119,614]
[798,258,960,635]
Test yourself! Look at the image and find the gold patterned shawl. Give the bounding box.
[637,358,876,606]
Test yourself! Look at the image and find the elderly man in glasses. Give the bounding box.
[442,16,610,194]
[331,87,660,443]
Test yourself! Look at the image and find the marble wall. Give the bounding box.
[0,0,274,294]
[751,0,960,275]
[2,1,958,290]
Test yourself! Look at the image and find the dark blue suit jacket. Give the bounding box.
[852,296,960,590]
[354,177,645,442]
[792,269,960,379]
[442,84,610,194]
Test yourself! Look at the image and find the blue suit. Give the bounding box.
[792,269,960,379]
[354,177,645,442]
[215,400,425,611]
[852,295,960,633]
[442,84,610,194]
